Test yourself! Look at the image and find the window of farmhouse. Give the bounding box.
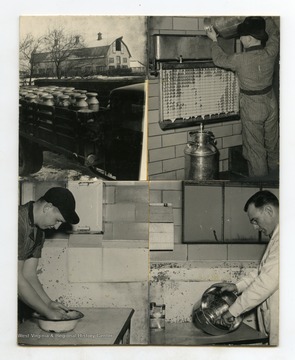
[123,58,127,63]
[116,39,122,52]
[109,57,114,63]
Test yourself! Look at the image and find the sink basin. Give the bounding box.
[33,310,84,333]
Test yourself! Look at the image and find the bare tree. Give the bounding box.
[19,33,45,85]
[42,28,85,79]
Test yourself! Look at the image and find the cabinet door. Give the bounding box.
[183,185,223,243]
[67,180,103,233]
[224,186,260,242]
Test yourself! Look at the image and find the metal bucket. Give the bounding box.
[204,16,246,38]
[192,285,243,336]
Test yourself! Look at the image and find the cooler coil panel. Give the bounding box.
[160,62,239,129]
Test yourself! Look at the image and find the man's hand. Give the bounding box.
[45,301,70,320]
[49,301,69,313]
[213,282,238,293]
[45,308,70,320]
[222,310,235,326]
[206,25,218,42]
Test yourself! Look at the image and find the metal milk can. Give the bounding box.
[86,92,100,111]
[204,16,246,38]
[184,125,219,180]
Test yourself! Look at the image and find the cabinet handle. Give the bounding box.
[213,229,219,242]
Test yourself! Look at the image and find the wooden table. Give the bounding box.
[150,322,269,346]
[18,307,134,346]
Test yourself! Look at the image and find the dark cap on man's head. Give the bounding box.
[237,17,268,41]
[42,187,79,224]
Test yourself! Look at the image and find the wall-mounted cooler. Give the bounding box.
[150,34,240,130]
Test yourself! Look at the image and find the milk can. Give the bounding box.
[25,94,38,104]
[36,91,49,104]
[57,94,71,108]
[78,90,88,99]
[52,91,63,106]
[41,94,54,106]
[86,92,99,111]
[74,94,88,110]
[69,92,79,107]
[184,125,219,180]
[204,16,246,38]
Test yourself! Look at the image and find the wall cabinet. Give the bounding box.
[224,185,260,242]
[183,184,223,243]
[183,181,278,243]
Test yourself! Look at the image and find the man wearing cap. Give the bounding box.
[18,187,79,321]
[206,17,279,178]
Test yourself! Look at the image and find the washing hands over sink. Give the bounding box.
[33,301,71,320]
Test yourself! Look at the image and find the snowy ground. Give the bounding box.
[19,151,102,182]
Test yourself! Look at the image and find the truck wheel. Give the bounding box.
[19,139,43,176]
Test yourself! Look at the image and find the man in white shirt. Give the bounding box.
[218,190,279,345]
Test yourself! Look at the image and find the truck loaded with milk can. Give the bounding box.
[19,81,145,180]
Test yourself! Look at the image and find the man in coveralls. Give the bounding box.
[18,187,79,322]
[206,17,279,178]
[216,190,279,345]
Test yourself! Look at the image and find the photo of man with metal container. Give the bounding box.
[147,16,279,183]
[149,181,279,346]
[212,190,279,345]
[18,186,80,323]
[17,180,149,345]
[206,17,279,179]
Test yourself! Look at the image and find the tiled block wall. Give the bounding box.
[103,181,149,240]
[149,261,258,328]
[38,240,149,344]
[147,16,242,180]
[149,181,183,244]
[148,16,205,36]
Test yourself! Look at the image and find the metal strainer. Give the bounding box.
[192,285,243,336]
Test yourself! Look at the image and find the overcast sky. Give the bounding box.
[19,16,147,64]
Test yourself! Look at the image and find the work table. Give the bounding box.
[18,307,134,346]
[150,321,269,346]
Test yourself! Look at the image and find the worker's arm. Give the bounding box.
[229,238,279,317]
[206,25,239,71]
[18,258,68,319]
[213,268,258,294]
[264,17,279,58]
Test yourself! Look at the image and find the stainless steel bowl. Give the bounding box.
[192,285,243,335]
[33,310,84,333]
